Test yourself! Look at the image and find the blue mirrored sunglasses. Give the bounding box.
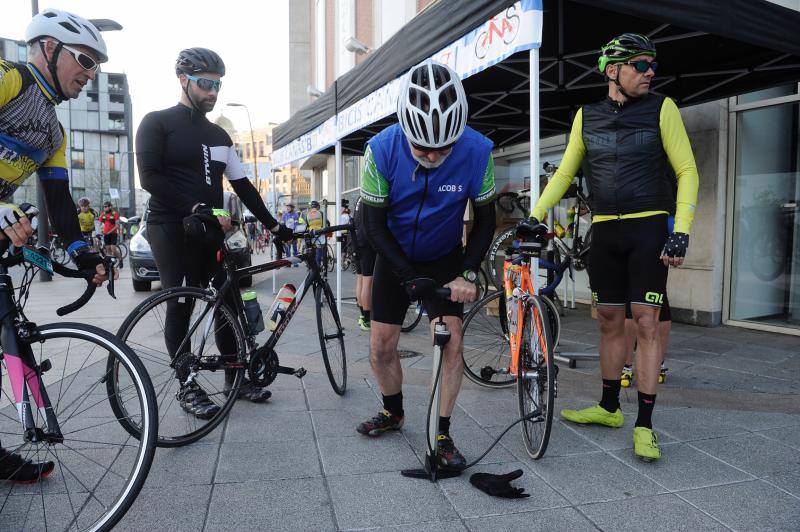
[185,74,222,92]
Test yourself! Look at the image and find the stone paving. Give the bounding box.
[16,258,800,531]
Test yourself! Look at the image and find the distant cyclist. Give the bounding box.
[0,8,114,482]
[99,200,122,265]
[281,203,300,259]
[77,196,97,242]
[529,34,699,462]
[306,200,325,267]
[357,60,496,470]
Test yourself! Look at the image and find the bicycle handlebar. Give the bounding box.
[293,223,355,239]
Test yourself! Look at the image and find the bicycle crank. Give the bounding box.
[248,346,279,388]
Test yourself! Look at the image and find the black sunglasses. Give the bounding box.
[409,142,454,154]
[624,60,658,74]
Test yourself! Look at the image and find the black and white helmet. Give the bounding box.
[396,59,468,149]
[26,9,108,63]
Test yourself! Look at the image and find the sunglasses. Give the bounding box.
[185,74,222,92]
[410,142,454,155]
[61,44,100,72]
[624,60,658,74]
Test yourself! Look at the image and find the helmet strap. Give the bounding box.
[39,40,67,102]
[181,76,206,119]
[608,64,636,102]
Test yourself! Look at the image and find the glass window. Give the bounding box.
[737,84,796,105]
[245,143,251,160]
[17,44,27,61]
[730,101,800,329]
[71,131,84,150]
[71,150,85,169]
[108,113,125,130]
[343,155,361,191]
[259,141,266,157]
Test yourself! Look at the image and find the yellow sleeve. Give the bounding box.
[660,98,699,235]
[532,108,586,220]
[0,61,23,108]
[41,126,68,169]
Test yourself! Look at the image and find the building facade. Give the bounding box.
[1,37,136,216]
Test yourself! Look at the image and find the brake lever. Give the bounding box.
[104,256,117,299]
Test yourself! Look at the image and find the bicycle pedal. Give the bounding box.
[294,367,307,378]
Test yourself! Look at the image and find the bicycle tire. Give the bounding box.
[118,241,129,259]
[539,294,562,348]
[0,323,157,532]
[518,296,555,459]
[115,287,246,447]
[314,282,347,395]
[485,226,516,291]
[461,290,515,388]
[400,302,424,333]
[478,267,490,301]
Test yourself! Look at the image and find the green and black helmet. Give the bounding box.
[598,33,656,73]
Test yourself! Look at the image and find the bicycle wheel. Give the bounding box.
[477,267,490,300]
[0,323,157,532]
[485,226,516,291]
[118,242,129,259]
[518,296,555,459]
[400,302,423,333]
[115,287,246,447]
[461,290,514,388]
[539,294,562,348]
[314,282,347,394]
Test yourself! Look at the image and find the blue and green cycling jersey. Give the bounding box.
[361,124,495,261]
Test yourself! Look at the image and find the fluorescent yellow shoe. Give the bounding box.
[633,427,661,462]
[658,366,668,384]
[560,405,624,428]
[621,367,634,388]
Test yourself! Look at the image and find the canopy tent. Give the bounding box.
[273,0,800,159]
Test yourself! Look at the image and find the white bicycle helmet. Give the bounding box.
[26,9,108,63]
[396,59,468,149]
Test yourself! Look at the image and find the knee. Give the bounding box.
[635,315,659,341]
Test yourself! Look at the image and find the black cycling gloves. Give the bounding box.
[469,470,529,499]
[662,232,689,258]
[403,277,437,300]
[71,246,103,272]
[516,217,548,239]
[271,224,295,242]
[183,210,225,251]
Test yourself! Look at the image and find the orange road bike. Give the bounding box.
[502,236,557,459]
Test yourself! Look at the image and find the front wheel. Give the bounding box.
[518,296,555,459]
[461,290,515,388]
[401,302,424,333]
[0,323,157,532]
[315,282,347,394]
[115,287,246,447]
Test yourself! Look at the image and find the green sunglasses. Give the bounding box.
[185,74,222,92]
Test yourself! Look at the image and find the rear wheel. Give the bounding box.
[539,294,561,348]
[315,282,347,395]
[518,296,555,459]
[461,290,514,388]
[401,302,424,333]
[485,226,516,291]
[115,287,246,447]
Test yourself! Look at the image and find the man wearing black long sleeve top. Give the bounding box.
[136,48,292,416]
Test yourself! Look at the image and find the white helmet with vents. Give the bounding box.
[26,9,108,63]
[396,59,468,149]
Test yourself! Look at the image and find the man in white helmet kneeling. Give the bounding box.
[356,60,496,470]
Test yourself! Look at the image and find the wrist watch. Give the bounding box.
[462,270,478,283]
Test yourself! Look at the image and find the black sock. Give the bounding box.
[635,391,656,428]
[438,416,451,434]
[363,310,370,321]
[383,392,403,418]
[599,379,621,412]
[358,305,364,317]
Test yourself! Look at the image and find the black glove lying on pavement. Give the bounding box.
[469,469,530,498]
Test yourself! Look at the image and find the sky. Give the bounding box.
[0,0,291,136]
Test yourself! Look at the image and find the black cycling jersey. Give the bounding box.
[136,104,247,224]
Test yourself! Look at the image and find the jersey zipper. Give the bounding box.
[409,166,429,261]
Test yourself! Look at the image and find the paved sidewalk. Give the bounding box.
[20,259,800,531]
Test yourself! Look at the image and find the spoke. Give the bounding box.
[44,444,79,532]
[55,338,73,418]
[53,344,99,418]
[58,442,127,481]
[49,446,110,514]
[0,442,34,515]
[61,416,139,437]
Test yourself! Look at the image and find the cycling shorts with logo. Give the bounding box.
[625,296,671,321]
[588,214,668,307]
[372,245,463,325]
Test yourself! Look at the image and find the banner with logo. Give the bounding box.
[273,0,543,167]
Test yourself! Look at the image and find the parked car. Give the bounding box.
[130,192,253,292]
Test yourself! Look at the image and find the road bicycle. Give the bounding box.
[115,224,352,447]
[463,230,556,458]
[0,213,157,530]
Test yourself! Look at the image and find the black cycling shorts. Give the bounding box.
[103,232,118,246]
[588,214,669,307]
[355,243,376,276]
[372,245,463,325]
[625,296,671,321]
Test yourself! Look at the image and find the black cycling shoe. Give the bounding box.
[356,409,404,437]
[237,379,272,403]
[177,382,220,420]
[436,433,466,470]
[0,448,55,483]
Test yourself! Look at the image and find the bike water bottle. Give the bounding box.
[267,283,297,331]
[241,291,265,334]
